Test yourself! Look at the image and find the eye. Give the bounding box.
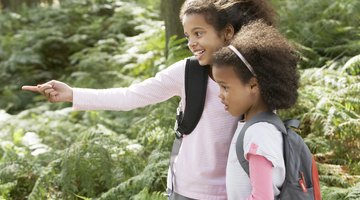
[220,85,228,92]
[195,31,203,37]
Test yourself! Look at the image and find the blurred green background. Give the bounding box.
[0,0,359,199]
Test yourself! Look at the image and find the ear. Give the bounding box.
[224,24,235,44]
[248,77,259,93]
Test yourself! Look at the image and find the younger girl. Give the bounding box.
[22,1,276,199]
[212,20,299,199]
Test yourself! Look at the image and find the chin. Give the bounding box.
[228,110,237,117]
[195,54,208,65]
[229,110,243,117]
[198,59,210,66]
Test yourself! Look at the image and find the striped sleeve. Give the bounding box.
[72,59,186,111]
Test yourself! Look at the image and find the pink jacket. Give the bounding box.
[73,59,239,199]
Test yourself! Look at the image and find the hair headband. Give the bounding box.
[228,45,256,77]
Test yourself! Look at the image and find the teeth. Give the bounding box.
[194,50,204,56]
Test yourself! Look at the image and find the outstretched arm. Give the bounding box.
[22,80,73,103]
[22,59,185,110]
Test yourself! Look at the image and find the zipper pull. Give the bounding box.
[299,172,308,193]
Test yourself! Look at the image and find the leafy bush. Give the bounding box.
[1,0,360,199]
[273,0,360,69]
[0,0,163,113]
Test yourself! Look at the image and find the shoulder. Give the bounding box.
[244,122,282,140]
[161,58,187,75]
[151,58,188,86]
[243,122,283,166]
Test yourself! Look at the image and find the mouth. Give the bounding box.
[221,101,229,111]
[193,49,205,59]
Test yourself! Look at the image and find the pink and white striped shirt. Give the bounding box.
[72,58,239,199]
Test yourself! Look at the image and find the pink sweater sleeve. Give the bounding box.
[72,59,185,111]
[247,154,274,200]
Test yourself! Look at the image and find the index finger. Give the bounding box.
[22,85,40,92]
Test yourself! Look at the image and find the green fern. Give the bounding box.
[28,159,62,200]
[131,187,167,200]
[166,36,192,66]
[98,149,169,200]
[0,181,17,199]
[274,0,360,69]
[345,182,360,200]
[279,55,360,187]
[341,54,360,75]
[321,185,348,200]
[59,138,115,198]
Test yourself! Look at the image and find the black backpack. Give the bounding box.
[169,57,209,195]
[174,57,209,138]
[236,112,322,200]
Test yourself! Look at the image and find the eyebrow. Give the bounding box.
[191,27,204,32]
[184,27,205,35]
[216,80,227,84]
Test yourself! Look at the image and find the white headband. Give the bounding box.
[228,45,256,77]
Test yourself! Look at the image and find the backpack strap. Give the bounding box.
[169,57,209,195]
[174,57,209,138]
[284,119,300,129]
[236,111,287,176]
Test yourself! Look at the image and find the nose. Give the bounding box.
[218,92,224,100]
[187,38,197,49]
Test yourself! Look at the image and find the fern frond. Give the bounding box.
[130,187,167,200]
[345,182,360,200]
[341,54,360,75]
[28,159,62,200]
[321,185,348,200]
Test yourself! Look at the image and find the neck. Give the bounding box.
[243,101,270,121]
[208,66,214,80]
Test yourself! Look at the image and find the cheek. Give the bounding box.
[212,40,225,51]
[207,35,225,49]
[242,88,252,100]
[232,88,251,104]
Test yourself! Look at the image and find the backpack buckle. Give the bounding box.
[174,120,183,139]
[174,104,184,139]
[175,130,183,139]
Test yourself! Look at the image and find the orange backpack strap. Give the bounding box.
[312,156,322,200]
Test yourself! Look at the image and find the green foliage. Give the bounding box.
[127,0,161,11]
[97,149,169,200]
[0,100,175,199]
[131,187,167,200]
[166,35,192,66]
[345,182,360,200]
[60,138,115,197]
[273,0,360,69]
[280,55,360,168]
[278,55,360,197]
[1,0,360,199]
[0,0,163,113]
[321,182,360,200]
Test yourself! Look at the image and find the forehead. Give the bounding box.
[212,65,239,83]
[182,14,214,32]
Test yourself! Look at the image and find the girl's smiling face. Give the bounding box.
[182,14,229,66]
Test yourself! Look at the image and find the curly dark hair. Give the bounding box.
[180,0,277,33]
[213,20,300,110]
